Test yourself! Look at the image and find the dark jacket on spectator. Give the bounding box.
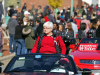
[9,9,15,17]
[14,25,25,39]
[48,14,55,23]
[8,18,18,34]
[96,25,100,38]
[35,23,43,39]
[78,30,87,40]
[65,30,74,39]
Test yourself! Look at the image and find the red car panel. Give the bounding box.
[69,38,100,70]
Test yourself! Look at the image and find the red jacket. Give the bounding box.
[44,16,50,22]
[31,35,66,54]
[74,19,81,29]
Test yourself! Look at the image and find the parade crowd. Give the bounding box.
[0,2,100,55]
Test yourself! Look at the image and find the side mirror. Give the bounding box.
[0,67,2,73]
[80,68,92,75]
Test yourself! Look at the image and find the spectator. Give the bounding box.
[0,27,2,53]
[58,23,65,39]
[64,22,74,54]
[87,22,97,38]
[0,1,4,22]
[96,19,100,38]
[32,10,37,26]
[30,20,34,27]
[44,13,50,22]
[31,21,66,54]
[14,19,26,55]
[65,22,74,40]
[60,13,65,23]
[23,11,30,25]
[80,6,84,14]
[43,5,51,16]
[8,13,18,53]
[36,5,42,15]
[22,22,35,53]
[48,12,55,23]
[78,23,87,40]
[31,5,36,14]
[74,15,81,29]
[53,22,59,34]
[81,15,90,33]
[21,3,27,13]
[33,20,40,40]
[9,5,15,17]
[70,20,78,38]
[54,8,59,20]
[35,23,44,39]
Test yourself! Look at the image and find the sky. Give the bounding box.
[82,0,99,6]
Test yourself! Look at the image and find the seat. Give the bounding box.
[2,30,9,44]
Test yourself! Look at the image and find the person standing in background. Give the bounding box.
[0,27,2,53]
[15,19,26,55]
[0,1,4,22]
[21,3,27,13]
[8,13,18,54]
[9,6,15,17]
[22,22,35,53]
[23,11,30,25]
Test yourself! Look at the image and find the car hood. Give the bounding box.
[0,73,80,75]
[76,50,100,60]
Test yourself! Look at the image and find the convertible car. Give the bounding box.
[0,53,91,75]
[69,38,100,74]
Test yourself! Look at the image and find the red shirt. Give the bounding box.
[31,35,66,54]
[44,16,50,22]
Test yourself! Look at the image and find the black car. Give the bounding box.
[0,54,91,75]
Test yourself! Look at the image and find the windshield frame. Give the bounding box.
[3,54,78,74]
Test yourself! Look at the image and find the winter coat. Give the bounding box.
[22,26,35,49]
[44,16,50,22]
[31,35,66,54]
[78,30,87,40]
[96,25,100,38]
[65,30,74,40]
[8,18,18,34]
[87,29,96,38]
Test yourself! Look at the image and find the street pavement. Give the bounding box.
[0,43,15,73]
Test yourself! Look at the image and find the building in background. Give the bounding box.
[82,0,99,6]
[17,0,82,12]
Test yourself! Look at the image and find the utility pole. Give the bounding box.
[71,0,73,13]
[70,0,73,17]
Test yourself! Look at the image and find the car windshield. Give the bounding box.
[4,54,76,74]
[77,38,100,50]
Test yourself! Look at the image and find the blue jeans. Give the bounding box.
[16,39,26,55]
[0,14,2,22]
[9,34,16,53]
